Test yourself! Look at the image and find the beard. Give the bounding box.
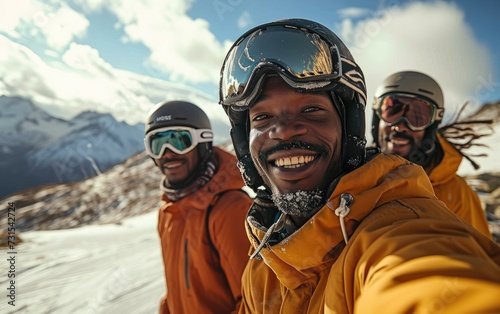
[271,189,326,218]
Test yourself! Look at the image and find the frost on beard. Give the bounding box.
[272,189,325,218]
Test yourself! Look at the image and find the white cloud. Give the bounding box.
[0,35,229,136]
[0,0,89,50]
[336,1,492,142]
[83,0,226,85]
[0,35,56,99]
[0,0,233,123]
[0,0,43,37]
[238,11,253,29]
[338,18,354,43]
[42,5,89,50]
[71,0,107,13]
[62,43,114,77]
[337,7,370,19]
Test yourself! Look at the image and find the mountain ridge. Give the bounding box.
[0,95,146,198]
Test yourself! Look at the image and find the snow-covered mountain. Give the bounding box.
[0,95,145,198]
[0,96,74,150]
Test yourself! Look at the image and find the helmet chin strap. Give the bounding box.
[406,125,443,171]
[407,138,436,169]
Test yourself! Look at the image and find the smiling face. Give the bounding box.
[376,95,428,158]
[378,119,425,158]
[248,76,343,207]
[155,147,199,186]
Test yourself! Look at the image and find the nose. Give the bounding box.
[159,147,181,159]
[390,119,410,132]
[269,113,307,141]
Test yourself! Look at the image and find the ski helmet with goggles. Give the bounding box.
[219,18,368,193]
[371,71,445,168]
[144,101,214,186]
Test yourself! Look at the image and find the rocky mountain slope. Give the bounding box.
[1,151,161,232]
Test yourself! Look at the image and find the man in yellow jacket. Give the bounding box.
[371,71,491,238]
[144,100,252,314]
[218,18,500,313]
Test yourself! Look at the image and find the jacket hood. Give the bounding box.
[245,153,437,289]
[428,133,463,186]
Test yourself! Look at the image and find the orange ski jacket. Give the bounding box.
[428,133,491,238]
[157,147,252,314]
[239,153,500,314]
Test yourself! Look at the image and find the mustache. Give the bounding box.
[385,132,414,143]
[258,140,326,163]
[160,157,185,165]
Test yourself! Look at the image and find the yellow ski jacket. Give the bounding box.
[239,153,500,314]
[428,134,491,238]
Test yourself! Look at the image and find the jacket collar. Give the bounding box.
[428,133,462,186]
[246,153,435,289]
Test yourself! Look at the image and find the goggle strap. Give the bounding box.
[339,57,366,102]
[193,129,213,141]
[435,108,445,121]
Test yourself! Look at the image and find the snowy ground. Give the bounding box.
[1,211,165,314]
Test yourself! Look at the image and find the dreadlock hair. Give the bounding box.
[439,101,494,170]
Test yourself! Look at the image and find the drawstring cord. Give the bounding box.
[250,212,287,259]
[329,193,353,245]
[250,193,353,258]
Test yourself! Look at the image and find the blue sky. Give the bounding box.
[0,0,499,141]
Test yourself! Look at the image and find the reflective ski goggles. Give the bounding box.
[219,25,343,108]
[373,93,444,131]
[144,127,213,158]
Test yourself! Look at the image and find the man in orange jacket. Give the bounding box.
[144,100,252,314]
[371,70,491,238]
[218,18,500,313]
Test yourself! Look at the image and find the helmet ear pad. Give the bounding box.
[228,109,268,193]
[407,123,442,169]
[371,106,381,147]
[331,89,367,173]
[197,142,213,167]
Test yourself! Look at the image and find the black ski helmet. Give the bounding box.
[145,100,213,187]
[371,71,445,168]
[219,18,367,193]
[145,100,212,133]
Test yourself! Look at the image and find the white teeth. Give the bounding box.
[392,138,409,145]
[165,161,183,169]
[275,155,316,168]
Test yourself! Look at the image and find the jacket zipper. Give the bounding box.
[184,239,190,289]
